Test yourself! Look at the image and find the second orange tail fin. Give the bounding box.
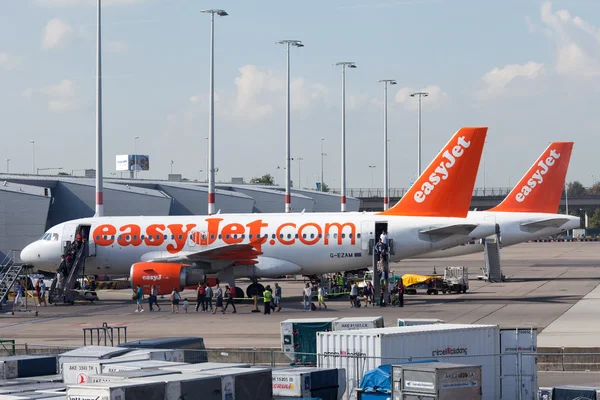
[489,142,573,213]
[378,127,488,218]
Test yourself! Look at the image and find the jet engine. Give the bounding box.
[130,262,212,295]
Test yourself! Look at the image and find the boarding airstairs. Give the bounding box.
[0,252,24,304]
[482,235,504,282]
[48,244,87,305]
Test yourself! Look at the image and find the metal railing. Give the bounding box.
[331,187,514,198]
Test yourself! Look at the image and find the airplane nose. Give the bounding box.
[20,243,37,264]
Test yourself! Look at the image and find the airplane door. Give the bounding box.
[361,220,375,251]
[62,223,78,252]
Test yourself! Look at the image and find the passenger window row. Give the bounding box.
[95,232,362,242]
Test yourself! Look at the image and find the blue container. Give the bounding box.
[311,387,338,400]
[0,355,57,379]
[119,337,206,363]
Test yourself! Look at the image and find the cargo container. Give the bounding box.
[391,362,482,400]
[118,337,207,363]
[552,386,600,400]
[500,328,537,400]
[89,369,179,383]
[0,356,58,379]
[196,366,273,400]
[62,359,185,384]
[397,319,445,327]
[101,360,188,374]
[316,324,500,400]
[333,317,384,332]
[282,318,339,364]
[112,349,185,363]
[62,358,149,385]
[272,367,345,399]
[66,379,166,400]
[58,346,131,372]
[0,383,66,395]
[0,393,66,400]
[125,373,224,400]
[13,375,63,383]
[160,362,250,373]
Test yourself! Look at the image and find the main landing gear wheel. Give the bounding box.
[234,287,244,304]
[246,283,265,299]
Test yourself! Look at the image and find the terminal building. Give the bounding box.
[0,173,360,261]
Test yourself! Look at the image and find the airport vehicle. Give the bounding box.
[413,142,580,259]
[442,266,468,294]
[20,127,495,297]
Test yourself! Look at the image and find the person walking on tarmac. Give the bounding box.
[223,285,237,314]
[274,283,282,312]
[263,285,272,315]
[134,284,144,313]
[195,282,206,312]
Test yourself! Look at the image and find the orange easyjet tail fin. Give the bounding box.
[378,127,488,218]
[489,142,573,213]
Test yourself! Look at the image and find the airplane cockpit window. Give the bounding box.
[51,233,59,241]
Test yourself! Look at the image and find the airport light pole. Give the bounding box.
[335,61,357,212]
[201,9,228,215]
[5,159,9,174]
[30,140,35,174]
[277,40,304,212]
[95,0,104,217]
[410,91,429,176]
[368,165,376,189]
[170,160,174,175]
[378,79,396,210]
[320,138,326,192]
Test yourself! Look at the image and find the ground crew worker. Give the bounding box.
[263,285,272,315]
[336,273,344,292]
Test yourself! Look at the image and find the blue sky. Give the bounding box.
[1,0,599,189]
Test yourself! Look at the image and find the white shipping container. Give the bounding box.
[317,324,500,400]
[89,369,179,383]
[62,358,149,385]
[500,328,537,400]
[112,349,185,363]
[101,360,188,374]
[66,380,165,400]
[333,317,384,331]
[397,318,445,327]
[58,346,131,373]
[124,373,224,400]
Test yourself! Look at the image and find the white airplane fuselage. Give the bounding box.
[413,211,580,259]
[20,212,496,277]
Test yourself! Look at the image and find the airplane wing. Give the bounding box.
[142,239,265,266]
[419,224,479,238]
[520,218,571,232]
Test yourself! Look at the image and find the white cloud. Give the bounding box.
[394,85,448,110]
[40,79,80,112]
[36,0,148,7]
[106,40,128,53]
[22,88,34,99]
[42,18,74,50]
[0,52,23,71]
[231,65,333,120]
[539,1,600,79]
[478,61,545,98]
